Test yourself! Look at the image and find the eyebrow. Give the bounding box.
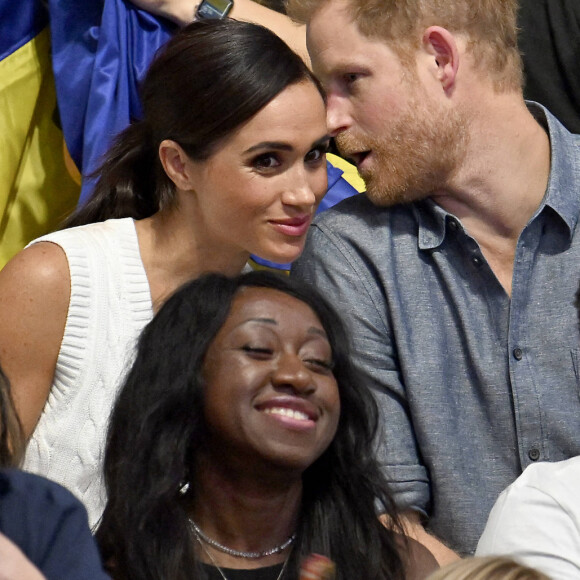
[241,317,329,338]
[244,135,331,155]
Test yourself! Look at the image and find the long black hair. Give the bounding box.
[0,366,25,468]
[65,19,323,227]
[96,271,405,580]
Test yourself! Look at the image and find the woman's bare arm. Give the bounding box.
[129,0,308,63]
[0,243,70,438]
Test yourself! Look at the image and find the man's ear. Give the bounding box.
[158,139,196,190]
[422,26,459,93]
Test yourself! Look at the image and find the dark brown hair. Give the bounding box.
[97,271,405,580]
[65,19,323,227]
[0,366,25,468]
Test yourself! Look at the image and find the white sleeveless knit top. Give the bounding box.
[22,218,153,528]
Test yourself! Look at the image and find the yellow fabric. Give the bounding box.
[327,152,366,192]
[0,28,80,268]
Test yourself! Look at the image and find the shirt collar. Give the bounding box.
[414,101,580,250]
[531,102,580,238]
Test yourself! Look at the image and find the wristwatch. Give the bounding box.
[195,0,234,20]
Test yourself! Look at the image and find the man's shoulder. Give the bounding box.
[298,196,428,277]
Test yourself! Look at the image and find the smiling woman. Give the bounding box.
[96,270,438,580]
[0,19,328,529]
[201,284,340,473]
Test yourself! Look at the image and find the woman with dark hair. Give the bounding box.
[96,270,438,580]
[0,19,329,527]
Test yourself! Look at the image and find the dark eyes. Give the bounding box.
[250,143,329,173]
[252,154,281,170]
[343,73,360,85]
[305,143,330,165]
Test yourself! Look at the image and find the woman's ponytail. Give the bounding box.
[63,120,171,228]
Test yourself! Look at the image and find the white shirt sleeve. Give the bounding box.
[476,458,580,580]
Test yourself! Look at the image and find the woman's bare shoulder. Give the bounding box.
[0,242,71,437]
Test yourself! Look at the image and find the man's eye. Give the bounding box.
[252,154,281,170]
[344,73,359,85]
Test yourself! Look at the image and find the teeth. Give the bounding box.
[263,407,309,421]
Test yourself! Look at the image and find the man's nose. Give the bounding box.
[326,93,351,137]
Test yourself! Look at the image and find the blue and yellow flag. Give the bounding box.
[0,0,79,267]
[49,0,177,203]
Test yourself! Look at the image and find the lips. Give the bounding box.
[263,407,310,421]
[269,215,312,238]
[345,150,370,169]
[256,397,319,422]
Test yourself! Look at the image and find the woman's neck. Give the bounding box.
[134,208,249,311]
[189,456,301,570]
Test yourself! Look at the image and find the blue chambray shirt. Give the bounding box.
[292,103,580,555]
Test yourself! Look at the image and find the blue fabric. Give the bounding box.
[48,0,175,201]
[292,103,580,555]
[0,469,110,579]
[0,0,48,61]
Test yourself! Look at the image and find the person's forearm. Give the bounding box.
[129,0,308,63]
[0,534,45,580]
[129,0,194,25]
[400,511,461,566]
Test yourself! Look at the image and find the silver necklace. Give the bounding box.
[189,519,296,559]
[194,533,290,580]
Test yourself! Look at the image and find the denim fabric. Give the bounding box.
[291,103,580,555]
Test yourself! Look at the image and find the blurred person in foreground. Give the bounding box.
[425,556,550,580]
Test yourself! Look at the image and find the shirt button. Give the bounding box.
[472,256,483,268]
[448,219,458,231]
[528,448,540,461]
[513,347,523,360]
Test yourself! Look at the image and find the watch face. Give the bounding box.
[196,0,233,19]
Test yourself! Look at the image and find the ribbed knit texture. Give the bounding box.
[22,218,152,528]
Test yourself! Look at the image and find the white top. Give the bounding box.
[476,456,580,579]
[22,218,153,528]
